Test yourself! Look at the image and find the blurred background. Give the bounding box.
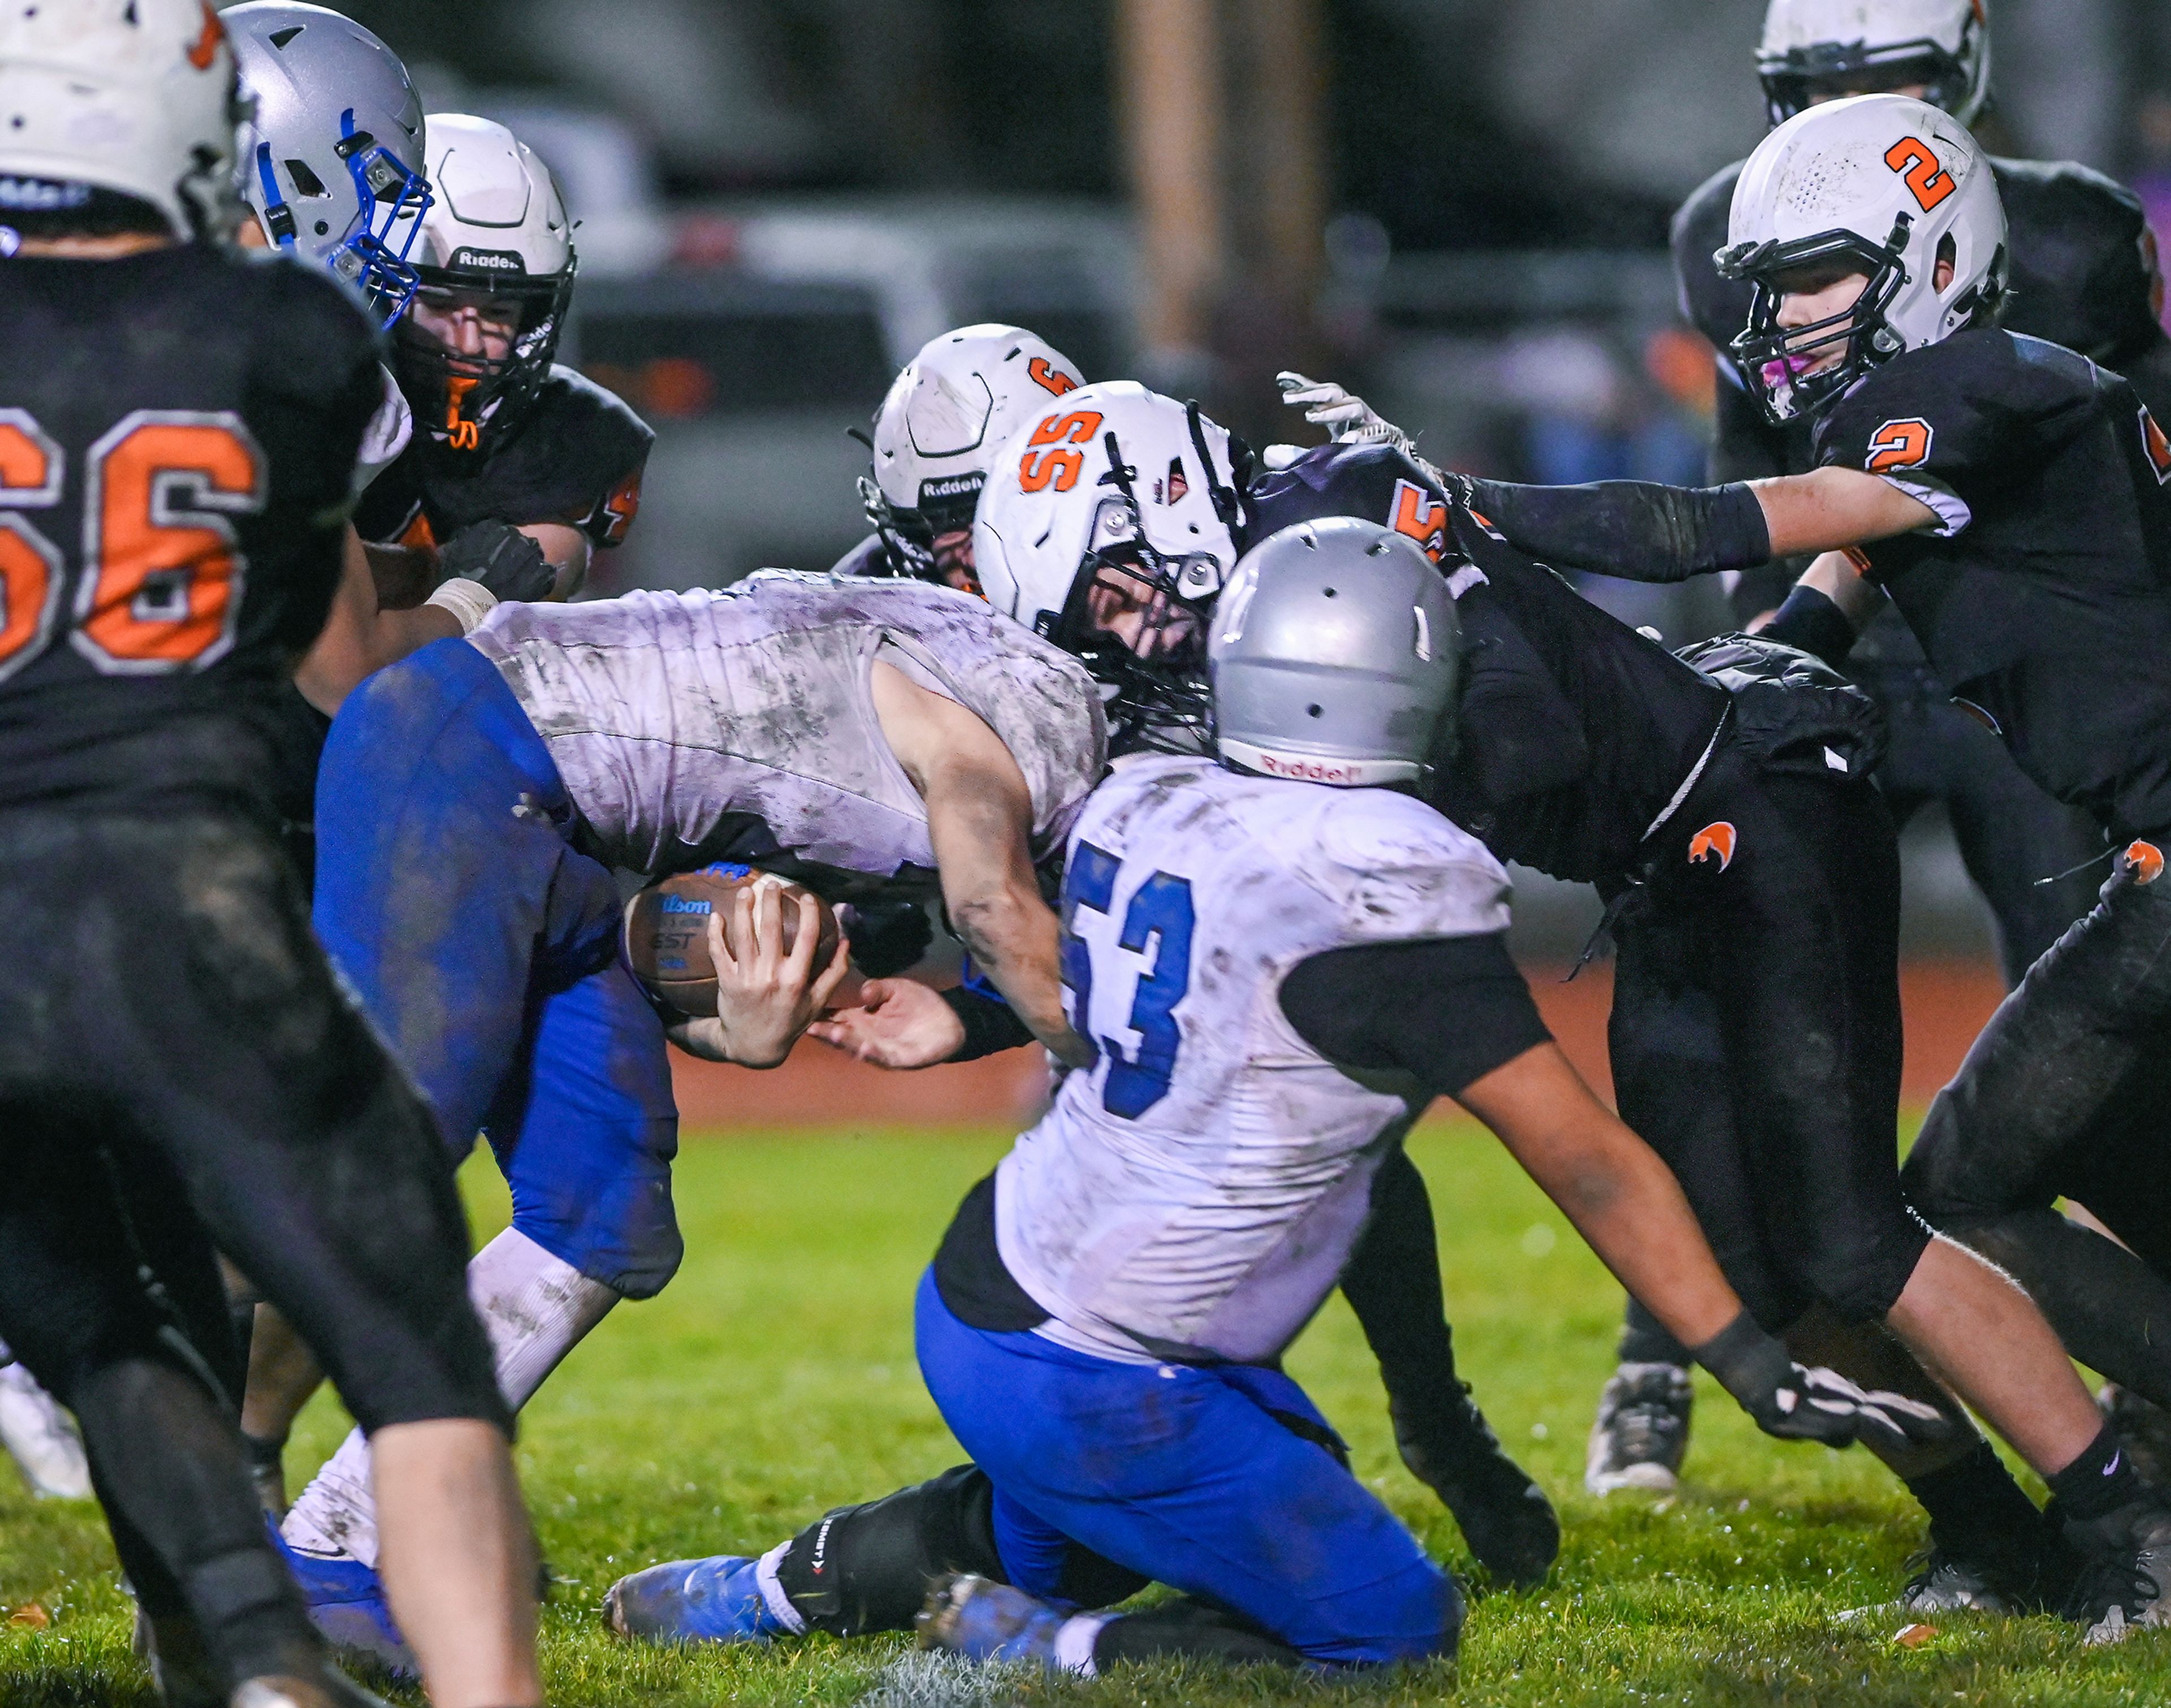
[233,0,2171,1081]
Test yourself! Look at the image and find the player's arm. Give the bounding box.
[1283,936,1951,1453]
[870,660,1094,1070]
[293,527,461,715]
[519,521,592,601]
[1451,466,1936,585]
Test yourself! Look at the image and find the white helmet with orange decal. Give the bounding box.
[1720,93,2005,423]
[0,0,240,241]
[974,380,1245,753]
[859,324,1084,585]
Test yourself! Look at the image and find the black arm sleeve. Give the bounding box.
[1759,582,1859,672]
[1464,477,1772,585]
[941,985,1036,1061]
[1278,935,1551,1100]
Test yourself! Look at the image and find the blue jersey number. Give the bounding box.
[1061,842,1195,1119]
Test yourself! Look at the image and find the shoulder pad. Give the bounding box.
[1312,789,1512,941]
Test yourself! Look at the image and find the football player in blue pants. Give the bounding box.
[274,571,1106,1672]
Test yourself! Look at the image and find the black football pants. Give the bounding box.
[1902,847,2171,1411]
[0,802,507,1688]
[1618,666,2105,1367]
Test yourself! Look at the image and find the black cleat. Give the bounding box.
[2055,1493,2171,1644]
[1391,1382,1559,1588]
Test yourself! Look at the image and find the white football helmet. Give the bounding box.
[227,2,430,323]
[0,0,240,240]
[975,380,1244,752]
[859,324,1085,586]
[1758,0,1992,128]
[1722,93,2006,423]
[387,115,574,454]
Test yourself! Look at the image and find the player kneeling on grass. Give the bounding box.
[275,568,1104,1672]
[605,518,1949,1672]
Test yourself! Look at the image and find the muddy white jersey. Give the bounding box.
[996,754,1512,1366]
[467,572,1105,887]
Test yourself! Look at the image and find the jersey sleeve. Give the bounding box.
[1312,790,1514,942]
[1814,334,2098,539]
[1278,935,1550,1098]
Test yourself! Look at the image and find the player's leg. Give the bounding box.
[0,1127,351,1705]
[1338,1148,1556,1584]
[287,959,672,1582]
[1710,773,2133,1608]
[1590,892,1785,1495]
[607,1461,1151,1648]
[80,805,544,1706]
[915,1272,1458,1671]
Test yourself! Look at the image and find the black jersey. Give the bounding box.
[354,364,652,556]
[1677,153,2171,637]
[1244,443,1731,880]
[0,246,379,812]
[1815,330,2171,838]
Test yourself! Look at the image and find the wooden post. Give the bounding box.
[1113,0,1226,370]
[1234,0,1326,313]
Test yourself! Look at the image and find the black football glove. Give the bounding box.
[435,519,556,603]
[1693,1309,1955,1454]
[838,894,934,979]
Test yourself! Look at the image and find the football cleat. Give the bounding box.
[605,1554,793,1646]
[267,1526,416,1680]
[229,1669,395,1708]
[1586,1362,1694,1496]
[2055,1494,2171,1644]
[1391,1383,1558,1587]
[0,1361,90,1500]
[2101,1384,2171,1488]
[916,1575,1067,1668]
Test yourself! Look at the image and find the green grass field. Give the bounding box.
[4,1120,2170,1706]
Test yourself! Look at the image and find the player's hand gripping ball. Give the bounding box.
[624,864,841,1020]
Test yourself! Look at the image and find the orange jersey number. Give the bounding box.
[77,413,264,672]
[1883,137,1956,212]
[0,410,64,681]
[1865,417,1934,473]
[1388,478,1448,564]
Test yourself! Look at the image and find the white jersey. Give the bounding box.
[467,572,1105,885]
[996,754,1512,1366]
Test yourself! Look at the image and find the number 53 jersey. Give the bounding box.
[996,753,1513,1367]
[0,247,382,812]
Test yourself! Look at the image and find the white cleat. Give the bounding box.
[0,1361,90,1499]
[1585,1362,1692,1497]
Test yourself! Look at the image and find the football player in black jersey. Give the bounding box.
[1593,0,2171,1502]
[0,6,542,1706]
[1441,93,2171,1627]
[356,113,652,613]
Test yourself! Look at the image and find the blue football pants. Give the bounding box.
[915,1270,1459,1666]
[314,638,681,1298]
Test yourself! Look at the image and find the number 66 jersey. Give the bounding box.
[0,246,381,811]
[991,753,1515,1368]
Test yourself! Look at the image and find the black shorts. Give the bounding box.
[1902,848,2171,1273]
[1608,736,1932,1329]
[0,799,504,1437]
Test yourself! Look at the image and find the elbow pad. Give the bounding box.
[1466,478,1771,583]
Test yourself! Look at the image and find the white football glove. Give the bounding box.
[1275,371,1451,487]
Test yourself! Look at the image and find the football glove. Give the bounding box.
[1693,1309,1954,1454]
[1277,371,1455,489]
[435,519,557,604]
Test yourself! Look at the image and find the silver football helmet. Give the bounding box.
[226,2,430,323]
[1208,517,1460,788]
